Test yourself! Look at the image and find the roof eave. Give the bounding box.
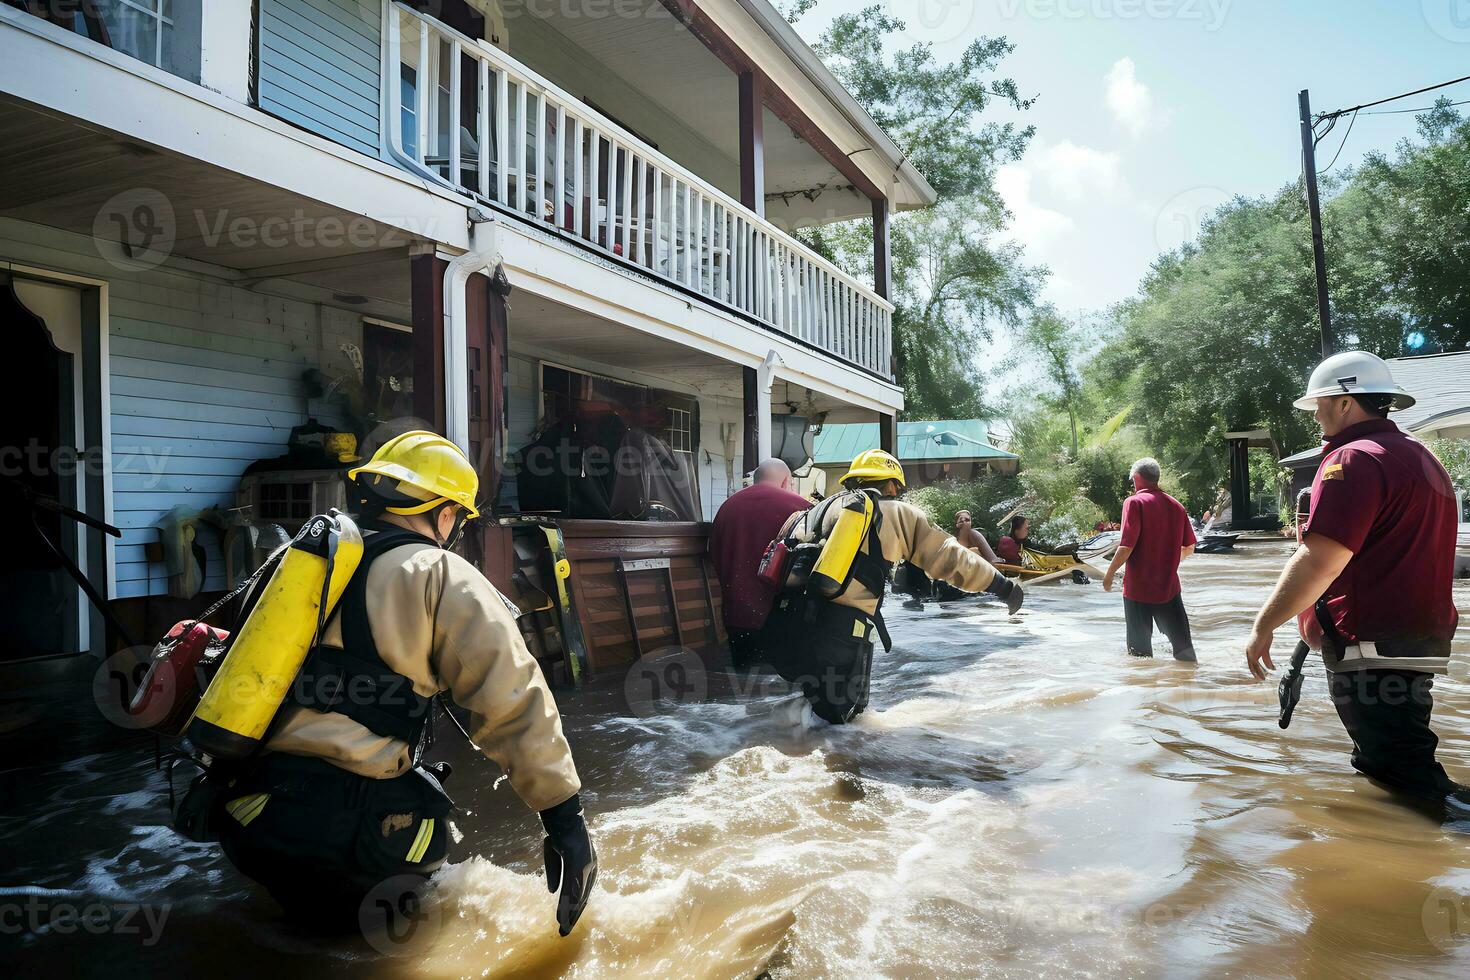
[732,0,938,209]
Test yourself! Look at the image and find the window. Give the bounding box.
[100,0,173,69]
[522,364,701,520]
[667,408,691,453]
[400,64,419,161]
[362,320,415,423]
[10,0,199,80]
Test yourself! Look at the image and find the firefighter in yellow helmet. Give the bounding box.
[765,449,1022,724]
[210,431,596,934]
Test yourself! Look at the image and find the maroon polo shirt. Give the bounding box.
[708,483,811,631]
[1119,486,1196,603]
[1303,418,1459,644]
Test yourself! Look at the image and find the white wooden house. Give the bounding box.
[0,0,931,678]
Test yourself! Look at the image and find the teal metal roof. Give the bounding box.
[812,420,1019,465]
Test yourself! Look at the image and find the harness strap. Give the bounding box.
[292,525,438,744]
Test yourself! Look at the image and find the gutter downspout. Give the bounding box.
[756,349,784,461]
[442,214,499,454]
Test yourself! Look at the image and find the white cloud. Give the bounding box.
[995,163,1074,250]
[1038,140,1123,201]
[1105,58,1156,137]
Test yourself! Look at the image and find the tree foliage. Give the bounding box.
[795,5,1041,418]
[1072,104,1470,510]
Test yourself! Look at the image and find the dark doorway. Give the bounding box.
[0,276,80,660]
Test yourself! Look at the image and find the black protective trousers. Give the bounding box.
[767,596,877,724]
[1328,668,1458,800]
[1123,594,1196,661]
[214,753,451,930]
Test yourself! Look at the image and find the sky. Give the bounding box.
[792,0,1470,320]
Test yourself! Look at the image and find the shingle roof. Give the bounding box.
[812,420,1018,465]
[1280,350,1470,465]
[1387,350,1470,435]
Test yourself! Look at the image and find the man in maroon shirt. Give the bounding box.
[1246,350,1461,804]
[709,459,812,669]
[1103,458,1198,660]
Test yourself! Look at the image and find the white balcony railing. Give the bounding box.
[385,2,893,378]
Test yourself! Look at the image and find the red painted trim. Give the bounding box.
[739,70,765,216]
[410,254,447,434]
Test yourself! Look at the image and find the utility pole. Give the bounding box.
[1298,89,1334,358]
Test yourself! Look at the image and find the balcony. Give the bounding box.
[385,2,893,379]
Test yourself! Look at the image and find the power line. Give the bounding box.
[1359,97,1470,116]
[1317,73,1470,121]
[1317,110,1357,175]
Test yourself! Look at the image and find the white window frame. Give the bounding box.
[104,0,177,71]
[667,407,692,454]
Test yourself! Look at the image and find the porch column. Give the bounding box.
[464,269,508,508]
[1228,437,1250,526]
[742,366,759,474]
[755,351,782,462]
[873,197,891,300]
[879,412,897,455]
[739,71,764,217]
[411,253,448,434]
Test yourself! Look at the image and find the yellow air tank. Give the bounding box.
[808,490,876,600]
[188,511,363,759]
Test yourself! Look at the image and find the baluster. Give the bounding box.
[729,213,740,307]
[553,104,566,229]
[449,41,462,187]
[651,168,663,273]
[634,156,647,265]
[516,83,528,213]
[587,130,600,245]
[416,21,430,166]
[571,117,583,238]
[681,183,692,285]
[494,68,508,204]
[534,92,547,222]
[621,146,634,259]
[691,191,703,292]
[477,60,489,199]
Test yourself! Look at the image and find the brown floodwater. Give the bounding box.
[4,540,1470,978]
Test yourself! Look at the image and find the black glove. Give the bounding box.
[985,574,1025,615]
[540,794,598,937]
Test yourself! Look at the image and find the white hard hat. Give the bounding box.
[1292,350,1415,411]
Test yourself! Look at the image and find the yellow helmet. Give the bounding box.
[348,431,481,518]
[840,448,905,488]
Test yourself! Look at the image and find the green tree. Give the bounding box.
[1015,306,1086,455]
[793,4,1042,417]
[1331,100,1470,353]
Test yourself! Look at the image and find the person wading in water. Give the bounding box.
[766,450,1023,724]
[1245,351,1464,812]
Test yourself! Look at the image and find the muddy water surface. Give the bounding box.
[4,541,1470,978]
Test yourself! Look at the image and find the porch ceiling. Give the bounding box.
[501,0,865,226]
[511,290,880,423]
[0,95,414,305]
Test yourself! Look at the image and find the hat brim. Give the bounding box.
[1292,389,1417,412]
